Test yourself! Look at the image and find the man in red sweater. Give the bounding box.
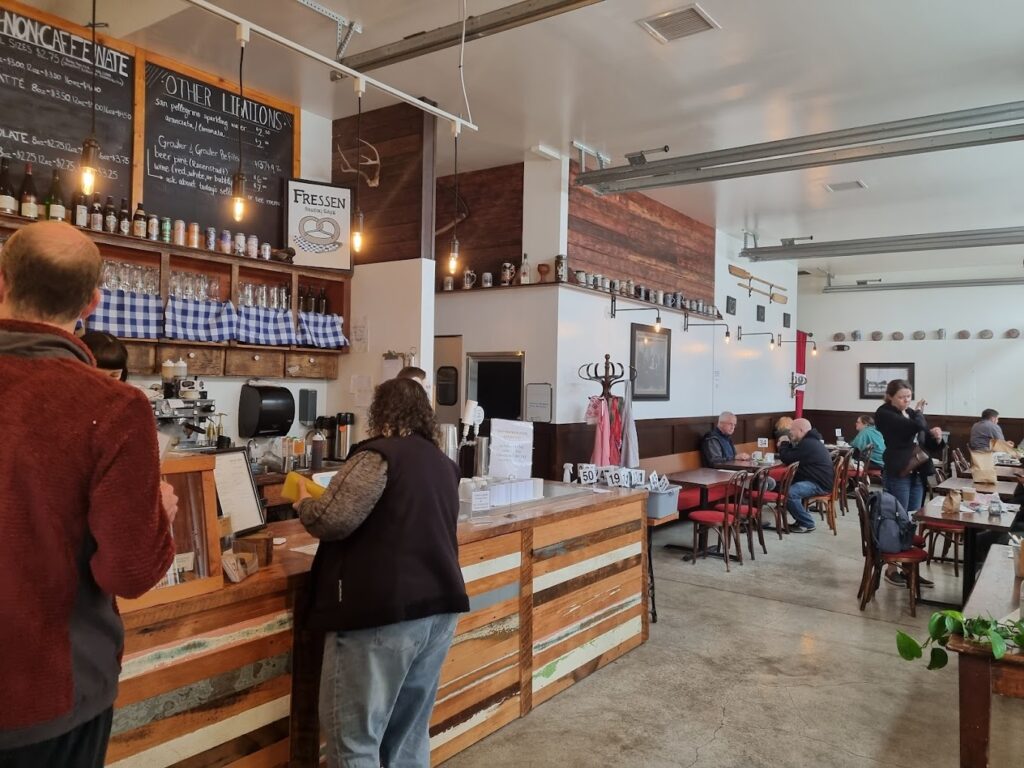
[0,222,177,767]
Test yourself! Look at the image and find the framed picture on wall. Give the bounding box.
[756,305,766,322]
[783,312,791,328]
[285,178,353,272]
[859,362,915,400]
[725,296,737,315]
[630,323,671,401]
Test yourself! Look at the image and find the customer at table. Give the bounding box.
[969,409,1014,452]
[295,377,468,768]
[849,415,886,469]
[776,418,834,533]
[875,379,945,586]
[701,411,750,466]
[0,222,177,767]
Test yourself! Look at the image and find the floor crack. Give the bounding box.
[684,703,728,768]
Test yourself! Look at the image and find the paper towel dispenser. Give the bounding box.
[239,384,295,438]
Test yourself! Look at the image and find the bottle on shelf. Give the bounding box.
[520,253,531,285]
[45,170,66,221]
[0,157,16,215]
[103,196,117,233]
[73,191,88,228]
[317,287,327,314]
[117,198,130,236]
[18,162,38,220]
[298,284,307,313]
[88,194,103,231]
[131,202,146,237]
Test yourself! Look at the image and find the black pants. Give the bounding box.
[0,708,112,768]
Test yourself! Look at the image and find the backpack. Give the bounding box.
[869,490,915,554]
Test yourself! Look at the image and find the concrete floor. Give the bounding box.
[445,511,1024,767]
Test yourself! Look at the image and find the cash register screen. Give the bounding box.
[213,448,266,536]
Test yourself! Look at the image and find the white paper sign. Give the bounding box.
[488,419,534,480]
[286,179,352,271]
[835,428,843,437]
[471,490,491,512]
[757,437,769,449]
[525,383,552,423]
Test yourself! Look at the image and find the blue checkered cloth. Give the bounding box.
[164,297,238,342]
[86,288,163,339]
[237,306,297,346]
[297,312,349,349]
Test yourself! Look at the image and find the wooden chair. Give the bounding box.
[805,452,847,536]
[854,485,927,617]
[689,471,749,572]
[751,462,799,538]
[918,469,964,576]
[715,466,771,559]
[952,447,971,477]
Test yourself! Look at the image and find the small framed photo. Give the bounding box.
[756,305,766,322]
[630,323,671,401]
[783,312,791,328]
[725,296,737,316]
[860,363,915,400]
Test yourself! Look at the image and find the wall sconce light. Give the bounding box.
[610,294,661,331]
[683,312,730,342]
[777,333,818,356]
[737,325,777,349]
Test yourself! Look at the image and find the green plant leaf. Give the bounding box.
[897,631,923,661]
[928,613,948,641]
[988,629,1007,660]
[995,625,1013,640]
[927,647,949,670]
[945,614,965,635]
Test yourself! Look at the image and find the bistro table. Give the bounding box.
[995,465,1023,480]
[715,458,783,472]
[948,544,1023,768]
[934,477,1019,499]
[665,468,738,561]
[917,496,1020,606]
[646,511,679,623]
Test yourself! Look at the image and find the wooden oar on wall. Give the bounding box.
[736,281,789,305]
[729,264,788,304]
[728,264,788,291]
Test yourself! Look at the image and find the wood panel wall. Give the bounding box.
[435,163,524,288]
[332,103,435,266]
[568,161,715,302]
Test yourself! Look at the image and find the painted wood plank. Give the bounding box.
[458,532,521,568]
[533,542,642,592]
[465,566,520,598]
[532,633,645,709]
[226,739,290,768]
[532,565,643,642]
[533,603,645,671]
[518,526,534,718]
[107,693,291,768]
[533,595,642,657]
[533,555,643,607]
[455,597,519,636]
[429,697,520,766]
[461,552,522,584]
[172,719,289,768]
[532,522,642,566]
[533,502,643,549]
[440,632,518,686]
[534,617,642,693]
[437,654,520,702]
[431,666,520,727]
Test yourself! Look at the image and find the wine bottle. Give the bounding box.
[117,198,130,236]
[317,287,327,314]
[74,192,89,227]
[298,284,307,313]
[103,196,117,233]
[0,157,16,215]
[131,202,146,237]
[18,162,38,220]
[45,169,66,221]
[89,194,103,231]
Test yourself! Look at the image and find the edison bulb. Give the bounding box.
[232,196,245,222]
[352,229,363,253]
[81,166,96,196]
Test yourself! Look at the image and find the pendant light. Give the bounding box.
[78,0,100,196]
[231,25,249,222]
[350,78,366,253]
[448,124,461,274]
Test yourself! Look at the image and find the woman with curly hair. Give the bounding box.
[294,377,468,767]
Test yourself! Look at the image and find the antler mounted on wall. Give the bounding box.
[434,194,470,238]
[729,264,788,304]
[335,138,381,187]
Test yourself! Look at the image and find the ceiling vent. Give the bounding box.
[637,4,719,44]
[824,180,868,193]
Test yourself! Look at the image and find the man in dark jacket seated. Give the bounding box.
[777,418,834,533]
[701,412,750,466]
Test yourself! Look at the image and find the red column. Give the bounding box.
[794,330,807,418]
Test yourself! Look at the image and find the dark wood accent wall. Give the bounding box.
[435,163,524,287]
[803,409,1024,456]
[532,412,782,480]
[567,161,715,302]
[332,103,435,265]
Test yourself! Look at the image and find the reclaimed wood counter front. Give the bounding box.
[106,485,648,767]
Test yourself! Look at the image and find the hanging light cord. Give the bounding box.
[237,43,245,173]
[89,0,97,135]
[354,92,362,214]
[452,132,459,243]
[458,0,472,124]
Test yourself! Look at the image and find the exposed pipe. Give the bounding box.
[822,277,1024,293]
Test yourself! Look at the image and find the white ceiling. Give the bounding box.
[29,0,1024,276]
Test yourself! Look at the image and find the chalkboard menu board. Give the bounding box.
[143,61,294,247]
[0,8,133,202]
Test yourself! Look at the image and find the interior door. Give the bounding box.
[434,335,463,426]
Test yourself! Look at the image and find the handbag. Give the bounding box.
[899,446,931,477]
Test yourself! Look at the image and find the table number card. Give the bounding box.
[757,437,769,449]
[630,469,646,488]
[578,464,598,485]
[471,490,491,512]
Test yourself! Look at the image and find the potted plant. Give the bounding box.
[897,610,1024,669]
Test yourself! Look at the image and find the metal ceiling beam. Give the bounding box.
[822,277,1024,293]
[339,0,605,72]
[743,226,1024,262]
[575,100,1024,193]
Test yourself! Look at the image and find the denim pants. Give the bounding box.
[786,480,827,528]
[320,613,458,768]
[883,473,925,513]
[0,708,112,768]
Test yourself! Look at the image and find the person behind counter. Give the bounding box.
[294,377,468,767]
[80,331,128,382]
[0,221,177,767]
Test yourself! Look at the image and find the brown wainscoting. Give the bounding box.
[802,409,1024,455]
[531,412,785,480]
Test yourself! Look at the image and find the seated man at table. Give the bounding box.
[701,411,750,467]
[969,409,1014,452]
[777,418,834,533]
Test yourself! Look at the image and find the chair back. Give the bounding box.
[775,462,800,508]
[854,483,877,560]
[829,451,848,498]
[718,470,750,516]
[747,466,772,514]
[952,447,970,476]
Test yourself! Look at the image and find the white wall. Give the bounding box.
[300,110,333,183]
[521,152,569,277]
[801,270,1024,416]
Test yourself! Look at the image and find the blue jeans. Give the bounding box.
[883,473,925,513]
[320,613,458,768]
[787,480,827,528]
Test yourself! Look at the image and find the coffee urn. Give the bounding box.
[317,413,355,460]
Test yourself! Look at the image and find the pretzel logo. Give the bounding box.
[295,215,341,254]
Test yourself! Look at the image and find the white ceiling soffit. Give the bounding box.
[637,4,719,44]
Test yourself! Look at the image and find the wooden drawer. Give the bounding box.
[285,352,339,379]
[157,344,225,376]
[225,349,285,378]
[124,342,157,375]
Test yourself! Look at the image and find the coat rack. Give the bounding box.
[578,354,637,400]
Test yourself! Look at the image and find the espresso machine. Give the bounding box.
[152,393,220,451]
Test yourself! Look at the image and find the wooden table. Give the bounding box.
[715,459,783,471]
[917,496,1019,606]
[948,544,1023,767]
[995,465,1023,480]
[667,468,737,507]
[934,476,1019,499]
[647,512,679,623]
